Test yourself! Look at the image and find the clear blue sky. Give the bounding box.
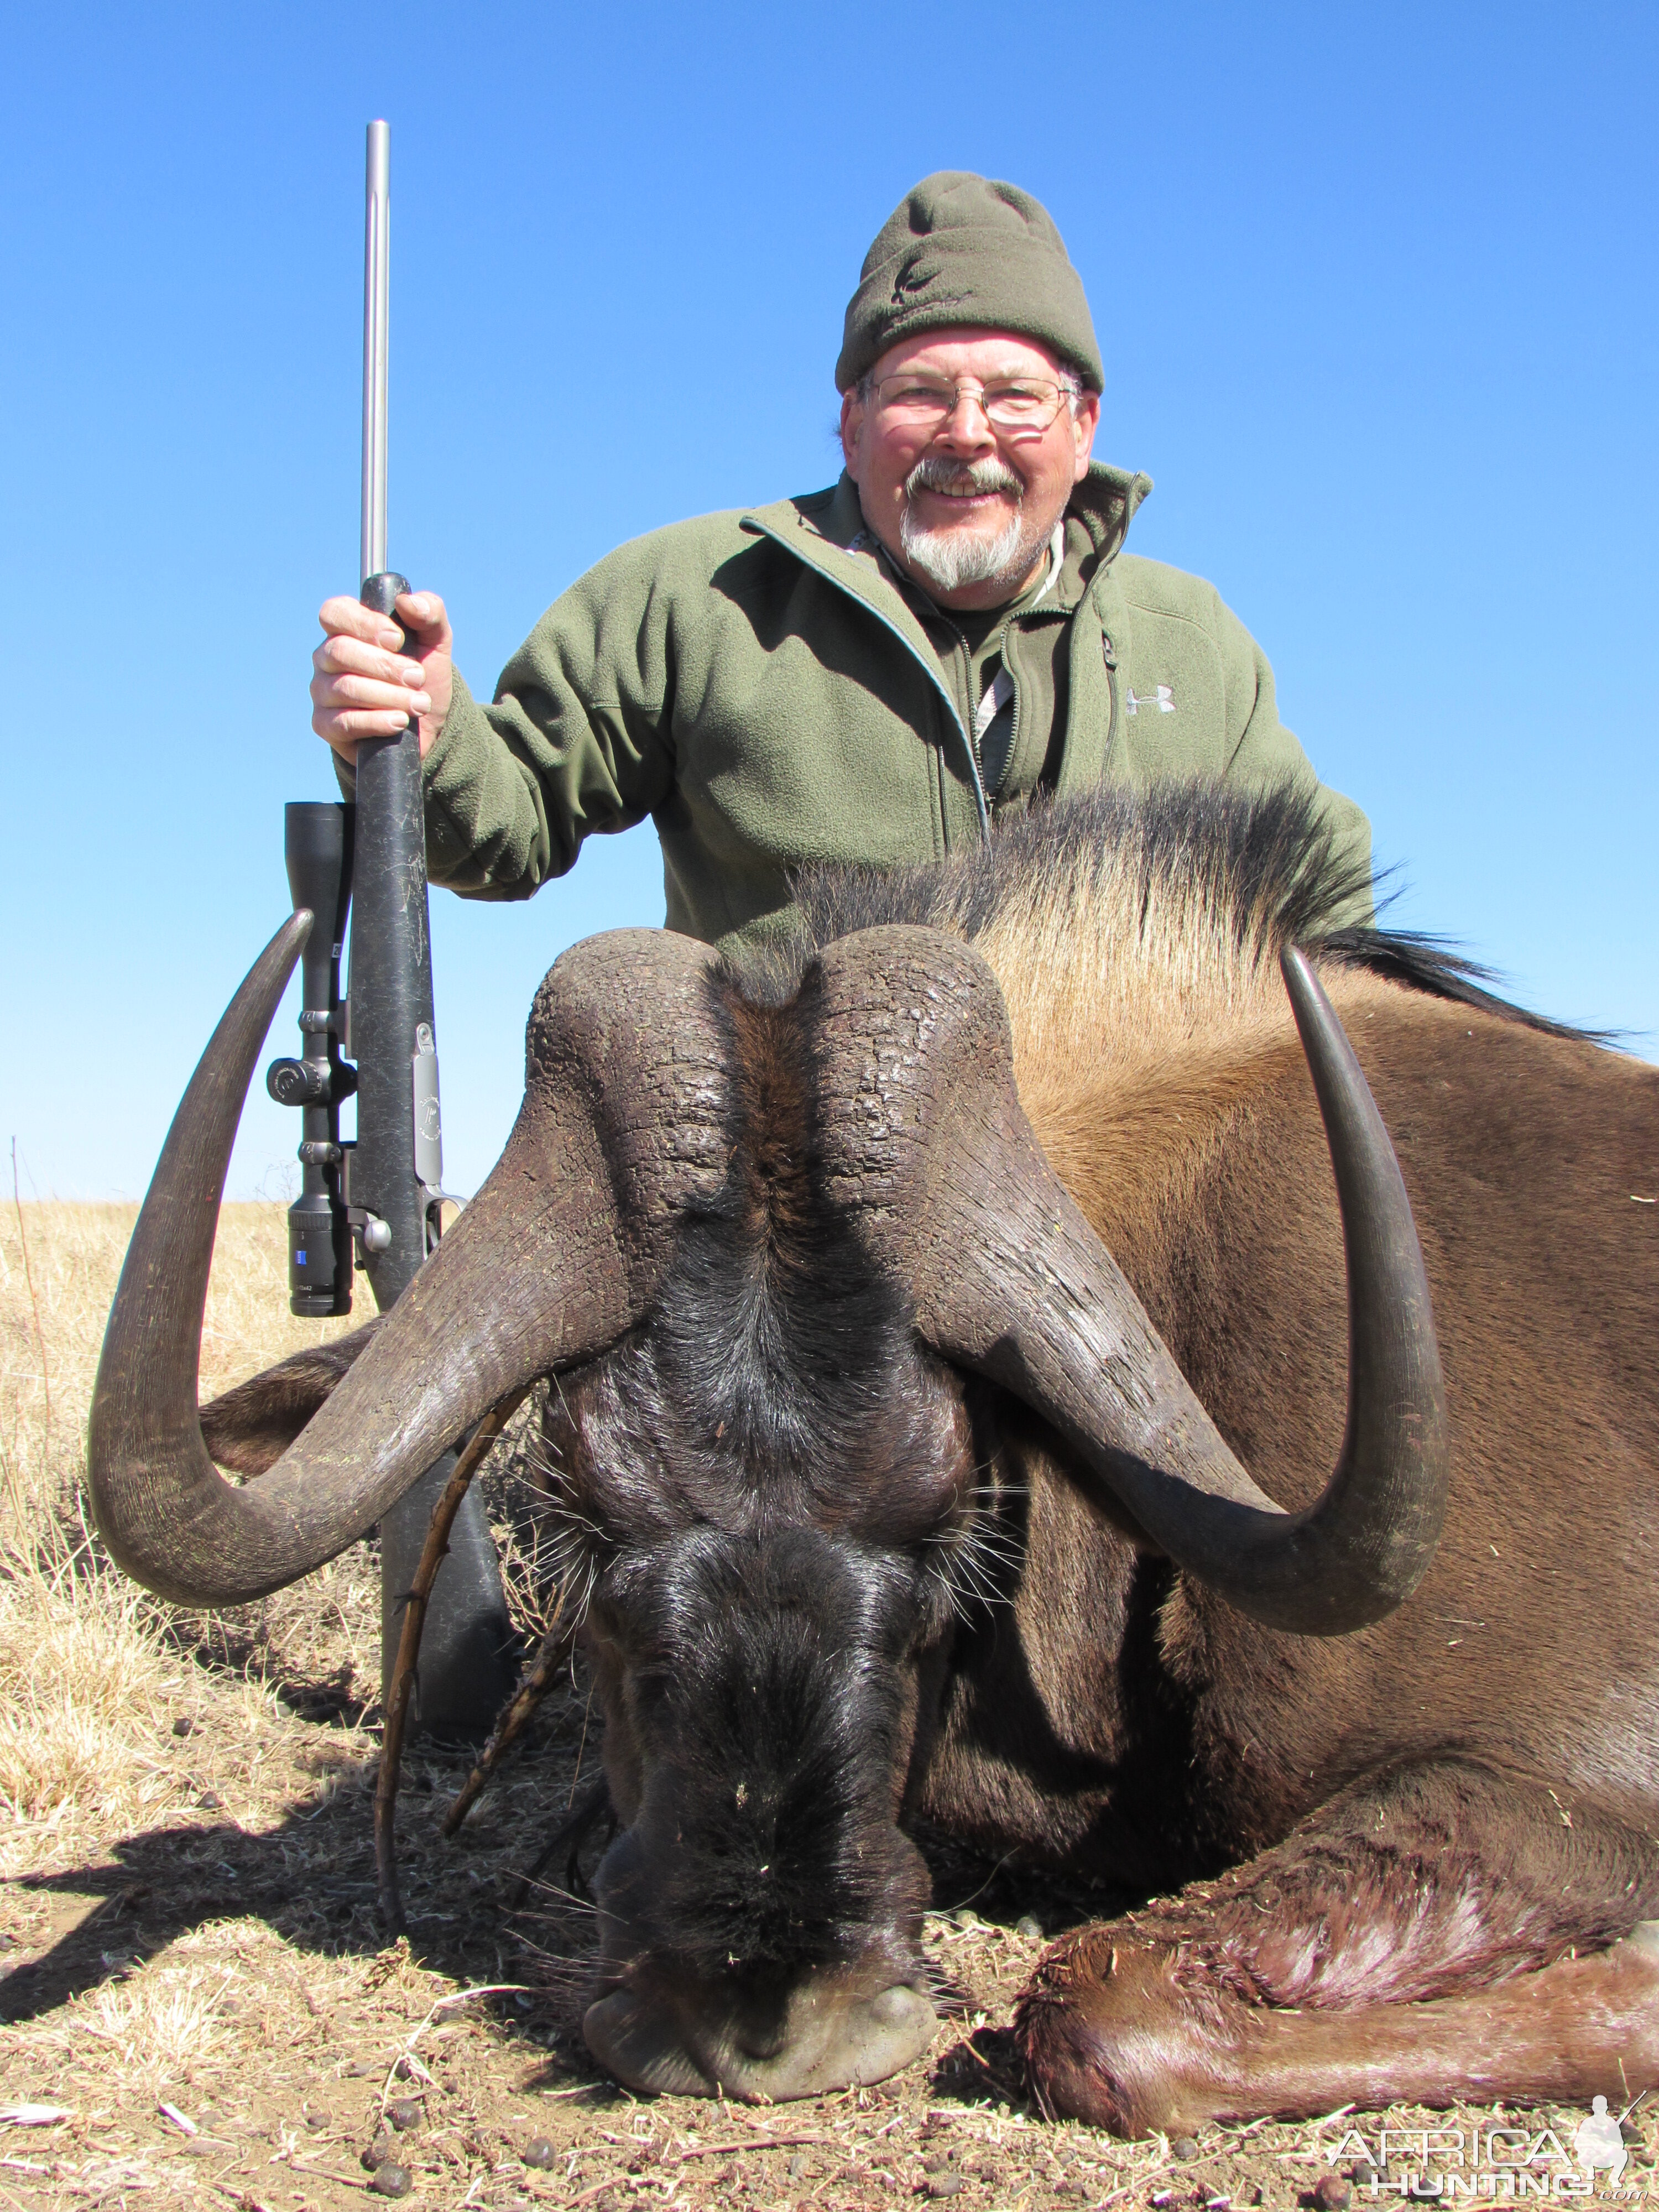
[3,2,1653,1202]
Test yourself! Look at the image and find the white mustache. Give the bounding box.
[904,455,1023,501]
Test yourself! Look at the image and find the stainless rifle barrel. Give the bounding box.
[361,120,391,585]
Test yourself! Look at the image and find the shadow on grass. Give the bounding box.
[0,1723,611,2086]
[6,1582,1139,2125]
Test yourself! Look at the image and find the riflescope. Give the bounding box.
[267,801,358,1316]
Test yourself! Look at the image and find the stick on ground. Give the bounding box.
[374,1387,531,1931]
[442,1583,581,1838]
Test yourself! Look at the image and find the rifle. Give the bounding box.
[265,121,514,1743]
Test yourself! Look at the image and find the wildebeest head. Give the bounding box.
[88,906,1449,2098]
[542,979,1008,2093]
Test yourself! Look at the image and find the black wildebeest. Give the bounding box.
[90,786,1659,2128]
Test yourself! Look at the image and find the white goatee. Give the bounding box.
[899,455,1048,596]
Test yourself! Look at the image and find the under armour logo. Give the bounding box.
[1125,685,1175,716]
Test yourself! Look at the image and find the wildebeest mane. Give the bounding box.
[752,781,1594,1042]
[1313,925,1608,1041]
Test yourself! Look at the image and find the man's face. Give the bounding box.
[840,329,1099,612]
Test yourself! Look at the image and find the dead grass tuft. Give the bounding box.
[69,1956,238,2077]
[0,1574,184,1832]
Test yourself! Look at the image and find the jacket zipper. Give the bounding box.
[997,617,1019,804]
[1101,628,1119,772]
[744,520,992,843]
[945,611,1022,816]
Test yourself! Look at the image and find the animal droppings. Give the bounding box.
[369,2162,413,2198]
[924,2178,968,2199]
[1172,2137,1201,2162]
[1015,1913,1043,1939]
[1313,2177,1352,2210]
[523,2136,557,2168]
[362,2135,392,2171]
[387,2098,421,2131]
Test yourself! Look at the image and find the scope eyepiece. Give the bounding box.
[287,1189,352,1317]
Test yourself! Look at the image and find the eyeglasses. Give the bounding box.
[867,374,1077,434]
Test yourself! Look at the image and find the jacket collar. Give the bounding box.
[742,460,1152,615]
[1069,460,1154,563]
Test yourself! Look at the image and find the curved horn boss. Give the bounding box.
[89,920,729,1607]
[806,925,1448,1634]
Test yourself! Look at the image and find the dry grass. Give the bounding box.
[0,1201,364,1874]
[0,1202,1652,2212]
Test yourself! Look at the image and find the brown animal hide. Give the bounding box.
[149,784,1658,2124]
[811,791,1659,2124]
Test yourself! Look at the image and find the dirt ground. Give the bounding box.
[2,1204,1654,2210]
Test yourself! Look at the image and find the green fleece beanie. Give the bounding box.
[836,171,1103,394]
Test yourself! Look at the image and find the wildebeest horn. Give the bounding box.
[90,922,727,1607]
[807,927,1448,1635]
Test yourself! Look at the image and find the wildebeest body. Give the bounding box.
[101,785,1659,2124]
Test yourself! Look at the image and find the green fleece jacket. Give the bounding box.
[411,462,1371,953]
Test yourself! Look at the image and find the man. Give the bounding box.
[311,172,1370,949]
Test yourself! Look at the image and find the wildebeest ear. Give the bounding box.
[199,1321,382,1477]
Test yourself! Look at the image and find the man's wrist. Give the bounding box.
[421,666,472,779]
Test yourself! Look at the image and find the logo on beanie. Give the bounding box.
[889,252,973,318]
[892,253,940,303]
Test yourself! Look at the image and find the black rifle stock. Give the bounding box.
[351,577,515,1743]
